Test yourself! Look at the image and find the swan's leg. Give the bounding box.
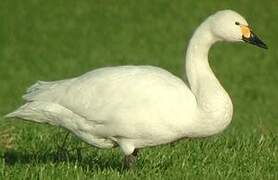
[56,131,71,157]
[123,149,139,169]
[60,131,70,149]
[55,131,71,160]
[118,140,138,168]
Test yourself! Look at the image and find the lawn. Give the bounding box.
[0,0,277,179]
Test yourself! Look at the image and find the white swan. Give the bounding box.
[6,10,267,167]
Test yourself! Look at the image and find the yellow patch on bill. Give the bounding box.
[241,26,251,38]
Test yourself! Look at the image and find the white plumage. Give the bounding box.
[6,10,266,166]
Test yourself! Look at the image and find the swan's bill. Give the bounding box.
[241,26,268,49]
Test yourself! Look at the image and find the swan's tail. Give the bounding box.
[5,79,76,126]
[5,101,59,125]
[4,101,81,129]
[22,80,64,102]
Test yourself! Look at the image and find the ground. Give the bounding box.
[0,0,277,179]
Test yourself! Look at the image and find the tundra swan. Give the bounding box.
[6,9,267,168]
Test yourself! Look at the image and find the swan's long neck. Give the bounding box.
[185,19,233,136]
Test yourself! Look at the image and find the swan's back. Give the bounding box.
[26,66,195,115]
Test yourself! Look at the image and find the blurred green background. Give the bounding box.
[0,0,277,179]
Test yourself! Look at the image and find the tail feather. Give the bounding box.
[22,79,74,102]
[22,81,56,101]
[5,101,84,130]
[5,102,54,124]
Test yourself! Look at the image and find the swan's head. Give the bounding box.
[210,10,267,49]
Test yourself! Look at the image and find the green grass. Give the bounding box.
[0,0,278,179]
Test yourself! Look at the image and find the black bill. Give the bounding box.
[242,31,268,49]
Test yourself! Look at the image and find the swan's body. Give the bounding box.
[6,10,266,167]
[17,66,199,150]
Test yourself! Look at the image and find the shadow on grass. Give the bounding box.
[1,148,124,172]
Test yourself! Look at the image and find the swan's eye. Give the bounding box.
[235,22,240,25]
